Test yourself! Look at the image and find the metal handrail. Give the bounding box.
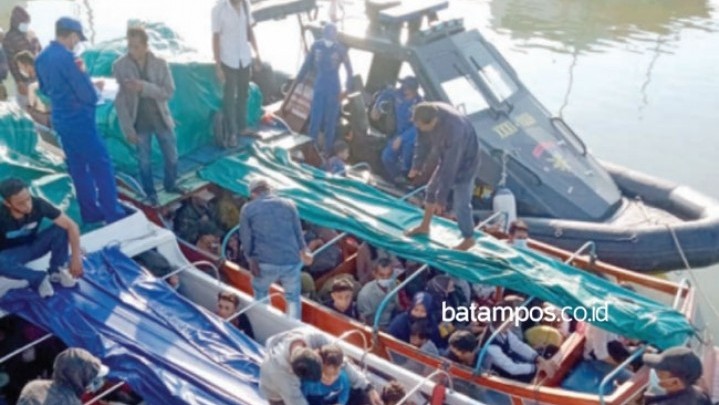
[400,185,427,202]
[396,369,455,405]
[564,241,596,264]
[116,172,147,199]
[672,278,690,310]
[337,162,371,176]
[372,264,431,346]
[476,211,509,230]
[334,329,373,372]
[220,224,240,261]
[0,333,53,365]
[84,381,126,405]
[162,260,220,286]
[228,292,286,321]
[598,346,646,405]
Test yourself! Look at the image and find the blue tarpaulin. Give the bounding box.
[0,247,265,405]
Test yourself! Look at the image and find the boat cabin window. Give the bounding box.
[461,42,519,103]
[429,51,491,115]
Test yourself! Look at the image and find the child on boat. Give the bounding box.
[301,345,351,405]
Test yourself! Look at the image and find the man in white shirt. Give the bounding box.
[211,0,261,146]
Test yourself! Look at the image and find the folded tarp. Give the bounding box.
[199,145,694,350]
[0,246,265,405]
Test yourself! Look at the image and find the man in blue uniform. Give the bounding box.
[374,76,423,182]
[296,23,353,157]
[405,102,481,251]
[35,17,125,224]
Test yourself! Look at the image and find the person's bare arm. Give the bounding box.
[53,214,83,277]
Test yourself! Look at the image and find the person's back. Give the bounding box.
[242,194,303,265]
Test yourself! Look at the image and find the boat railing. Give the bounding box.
[116,172,147,199]
[162,260,220,286]
[228,292,286,321]
[564,241,597,265]
[476,210,509,231]
[84,381,126,405]
[396,369,455,405]
[334,329,373,372]
[473,242,596,375]
[0,333,53,365]
[336,162,372,177]
[597,346,647,405]
[672,278,690,312]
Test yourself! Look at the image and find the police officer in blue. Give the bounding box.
[35,17,125,224]
[374,76,423,183]
[296,22,353,157]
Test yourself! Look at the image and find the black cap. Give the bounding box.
[643,347,703,386]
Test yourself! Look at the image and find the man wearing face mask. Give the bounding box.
[35,17,126,225]
[17,347,109,405]
[2,6,42,106]
[507,220,529,249]
[643,346,711,405]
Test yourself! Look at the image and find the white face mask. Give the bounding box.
[648,369,667,395]
[18,23,30,33]
[511,239,528,249]
[377,278,394,289]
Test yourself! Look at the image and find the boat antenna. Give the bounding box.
[499,150,509,187]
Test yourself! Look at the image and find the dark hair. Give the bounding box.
[56,27,75,38]
[509,220,529,235]
[13,50,34,66]
[375,257,392,271]
[449,330,478,353]
[331,278,354,294]
[412,102,439,125]
[333,140,349,155]
[196,220,220,240]
[409,320,431,340]
[0,178,28,200]
[319,344,344,367]
[217,291,240,308]
[381,380,406,404]
[291,347,322,381]
[127,26,149,45]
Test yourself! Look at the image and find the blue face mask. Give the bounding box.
[648,369,667,395]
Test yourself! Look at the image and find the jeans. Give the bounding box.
[308,87,341,155]
[61,130,125,224]
[0,225,68,288]
[222,63,250,136]
[452,178,477,238]
[381,127,417,179]
[252,262,302,319]
[137,129,178,197]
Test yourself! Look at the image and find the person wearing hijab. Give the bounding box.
[388,292,444,348]
[2,6,41,104]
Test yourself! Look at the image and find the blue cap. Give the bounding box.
[56,17,87,41]
[400,76,419,91]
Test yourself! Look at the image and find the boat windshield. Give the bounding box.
[430,51,491,115]
[462,41,519,103]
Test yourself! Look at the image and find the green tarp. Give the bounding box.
[199,145,694,350]
[83,22,263,175]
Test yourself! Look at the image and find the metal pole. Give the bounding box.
[396,369,454,405]
[564,241,596,265]
[83,381,126,405]
[162,261,220,286]
[227,292,286,321]
[598,346,646,405]
[476,211,508,230]
[672,278,690,310]
[0,333,53,365]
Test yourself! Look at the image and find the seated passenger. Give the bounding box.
[406,320,440,374]
[216,290,255,339]
[507,220,529,249]
[209,189,245,233]
[301,345,351,405]
[643,346,711,405]
[381,380,411,405]
[374,77,423,183]
[195,220,222,256]
[304,224,342,276]
[483,314,557,383]
[323,277,358,319]
[174,193,216,243]
[445,330,479,367]
[0,178,82,298]
[260,327,382,405]
[133,249,180,289]
[325,140,350,175]
[355,242,403,285]
[317,273,361,303]
[466,319,489,342]
[388,292,443,349]
[357,258,398,329]
[524,304,565,357]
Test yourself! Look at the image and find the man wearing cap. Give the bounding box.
[239,178,313,319]
[35,17,125,225]
[296,22,354,157]
[260,327,383,405]
[17,347,110,405]
[373,76,423,183]
[643,346,711,404]
[404,102,482,251]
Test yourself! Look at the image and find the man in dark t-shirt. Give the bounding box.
[0,178,83,298]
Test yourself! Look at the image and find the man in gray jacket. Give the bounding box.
[113,26,183,205]
[260,327,384,405]
[17,347,109,405]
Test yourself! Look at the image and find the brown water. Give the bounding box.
[2,0,718,334]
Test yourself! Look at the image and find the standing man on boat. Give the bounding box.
[114,26,183,206]
[0,178,82,298]
[35,17,126,225]
[212,0,261,147]
[404,102,481,250]
[296,22,354,157]
[239,178,313,319]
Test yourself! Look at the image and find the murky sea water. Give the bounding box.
[2,0,718,335]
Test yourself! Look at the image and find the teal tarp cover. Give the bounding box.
[199,145,694,350]
[83,22,263,175]
[0,103,80,222]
